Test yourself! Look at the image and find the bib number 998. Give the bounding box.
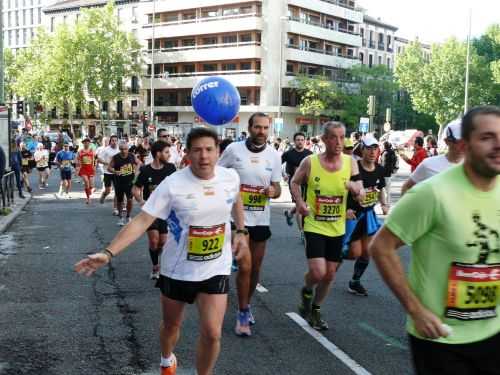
[465,285,498,305]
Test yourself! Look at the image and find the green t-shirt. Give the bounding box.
[385,165,500,344]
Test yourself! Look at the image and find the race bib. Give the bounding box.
[187,224,226,261]
[314,195,343,222]
[240,184,267,211]
[22,159,29,166]
[61,160,72,168]
[445,262,500,321]
[82,156,92,165]
[361,187,379,207]
[119,163,134,176]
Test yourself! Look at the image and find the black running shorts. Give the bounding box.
[103,173,115,188]
[247,225,272,242]
[147,218,168,234]
[304,232,343,262]
[158,275,229,304]
[114,179,133,203]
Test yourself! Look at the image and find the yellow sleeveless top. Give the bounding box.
[303,154,352,237]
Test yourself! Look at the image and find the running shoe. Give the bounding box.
[298,287,313,320]
[112,209,120,216]
[126,217,132,223]
[160,353,177,375]
[150,265,160,280]
[99,195,105,204]
[309,308,328,331]
[348,281,368,296]
[234,310,252,337]
[284,210,294,226]
[248,306,256,326]
[117,217,126,226]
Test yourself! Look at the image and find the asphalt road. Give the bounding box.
[0,166,415,375]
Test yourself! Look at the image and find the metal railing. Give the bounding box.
[0,171,15,209]
[146,41,261,54]
[319,0,357,10]
[145,69,261,79]
[143,12,261,28]
[287,44,358,60]
[288,15,359,36]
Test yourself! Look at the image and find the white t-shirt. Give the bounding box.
[34,149,49,168]
[142,166,240,282]
[98,146,120,175]
[218,141,282,227]
[410,154,460,184]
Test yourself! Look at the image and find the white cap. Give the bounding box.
[444,119,462,141]
[362,135,378,147]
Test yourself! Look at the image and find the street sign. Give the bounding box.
[273,117,284,133]
[359,117,369,133]
[383,122,391,132]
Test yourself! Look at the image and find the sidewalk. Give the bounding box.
[0,194,32,233]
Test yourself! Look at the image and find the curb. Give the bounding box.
[0,194,32,234]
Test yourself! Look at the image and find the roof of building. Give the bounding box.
[395,36,431,50]
[363,15,398,31]
[44,0,137,13]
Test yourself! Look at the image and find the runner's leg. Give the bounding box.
[159,294,185,360]
[312,261,338,305]
[248,239,266,300]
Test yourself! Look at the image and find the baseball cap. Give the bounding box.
[344,138,354,148]
[362,135,378,147]
[444,119,462,141]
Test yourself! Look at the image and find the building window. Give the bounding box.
[360,28,364,37]
[387,57,391,68]
[203,63,218,72]
[222,7,239,16]
[22,28,26,44]
[182,38,195,47]
[163,39,176,49]
[15,11,19,26]
[164,65,178,74]
[15,29,19,45]
[29,8,33,24]
[117,100,123,114]
[202,36,217,45]
[131,76,139,94]
[222,63,237,71]
[202,9,218,18]
[239,34,252,42]
[102,101,108,112]
[131,100,138,108]
[378,56,382,65]
[222,34,237,44]
[368,54,373,67]
[183,64,195,73]
[182,12,196,20]
[240,62,252,70]
[38,7,41,23]
[286,63,294,74]
[240,5,252,14]
[359,52,364,64]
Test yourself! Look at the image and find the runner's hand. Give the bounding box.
[74,253,110,277]
[232,234,249,261]
[411,307,450,339]
[297,202,310,217]
[262,185,276,198]
[346,209,357,220]
[381,204,389,215]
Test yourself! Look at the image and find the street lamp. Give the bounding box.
[278,16,288,120]
[150,0,156,133]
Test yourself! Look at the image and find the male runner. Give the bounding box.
[133,140,176,279]
[108,141,138,226]
[98,135,120,214]
[291,122,364,330]
[20,143,33,193]
[401,120,464,194]
[55,143,75,198]
[34,143,49,189]
[75,127,249,375]
[282,132,312,233]
[218,112,282,336]
[370,106,500,374]
[76,138,96,204]
[342,135,388,296]
[399,136,427,172]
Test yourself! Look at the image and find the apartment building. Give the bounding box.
[356,14,397,70]
[142,0,363,138]
[394,36,431,64]
[42,0,143,137]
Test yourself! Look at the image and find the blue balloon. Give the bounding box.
[191,77,241,126]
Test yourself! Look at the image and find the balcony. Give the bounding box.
[146,42,262,64]
[142,12,262,39]
[378,42,385,51]
[362,38,366,47]
[288,15,359,36]
[368,40,375,49]
[320,0,357,10]
[142,70,262,90]
[288,0,363,24]
[288,19,361,47]
[387,46,393,53]
[286,44,359,69]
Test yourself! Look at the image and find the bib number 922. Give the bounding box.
[202,238,220,252]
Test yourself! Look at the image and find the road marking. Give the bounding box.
[358,322,408,351]
[286,312,372,375]
[139,368,195,375]
[256,283,268,293]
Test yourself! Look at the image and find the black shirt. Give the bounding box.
[130,145,149,163]
[21,150,33,169]
[134,163,176,200]
[112,153,137,184]
[281,148,313,178]
[348,161,386,213]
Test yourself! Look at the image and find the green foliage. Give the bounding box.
[4,48,17,102]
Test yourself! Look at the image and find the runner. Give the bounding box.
[34,143,49,189]
[282,132,313,238]
[133,140,176,279]
[379,141,399,206]
[76,138,96,205]
[75,127,249,375]
[108,141,138,226]
[401,120,464,195]
[370,106,500,375]
[98,135,120,215]
[129,135,149,165]
[342,135,389,296]
[20,143,33,193]
[218,112,282,336]
[291,121,364,330]
[95,137,108,192]
[55,143,75,198]
[399,136,427,172]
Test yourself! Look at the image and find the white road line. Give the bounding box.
[286,312,372,375]
[256,283,268,293]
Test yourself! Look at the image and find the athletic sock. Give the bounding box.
[312,304,321,311]
[160,354,174,367]
[149,248,159,266]
[352,257,370,282]
[302,286,313,298]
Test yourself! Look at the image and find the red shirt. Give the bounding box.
[407,148,427,172]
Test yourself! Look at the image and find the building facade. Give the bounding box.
[356,14,397,70]
[141,0,363,138]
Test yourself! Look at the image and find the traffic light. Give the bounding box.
[17,101,24,115]
[367,95,376,117]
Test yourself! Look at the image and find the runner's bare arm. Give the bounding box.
[370,227,449,339]
[291,157,310,216]
[231,194,249,261]
[347,158,365,198]
[401,178,416,196]
[75,211,156,276]
[264,181,281,199]
[107,158,115,174]
[132,185,144,205]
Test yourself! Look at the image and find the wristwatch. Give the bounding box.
[235,229,249,236]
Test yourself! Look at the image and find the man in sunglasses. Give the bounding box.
[401,120,464,195]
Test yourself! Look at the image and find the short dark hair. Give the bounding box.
[219,138,233,154]
[414,137,424,147]
[157,128,167,137]
[248,112,269,128]
[462,105,500,141]
[293,132,305,141]
[186,127,219,150]
[109,134,118,141]
[151,140,171,159]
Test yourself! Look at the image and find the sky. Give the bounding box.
[359,0,500,44]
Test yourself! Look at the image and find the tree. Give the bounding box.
[76,1,142,133]
[4,48,17,103]
[396,38,496,130]
[474,24,500,99]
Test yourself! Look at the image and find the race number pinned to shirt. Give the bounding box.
[445,262,500,321]
[240,184,267,211]
[187,224,226,261]
[82,156,92,165]
[315,195,343,222]
[119,164,134,176]
[361,187,380,208]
